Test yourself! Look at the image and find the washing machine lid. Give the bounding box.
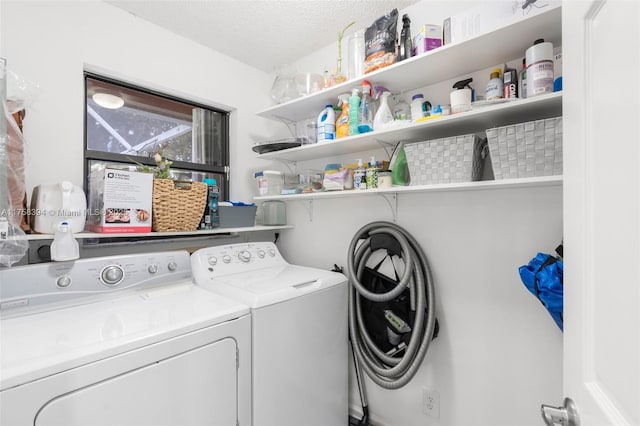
[197,264,347,308]
[0,282,249,391]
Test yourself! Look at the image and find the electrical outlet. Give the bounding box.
[422,388,440,419]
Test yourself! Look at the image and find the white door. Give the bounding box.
[560,1,640,425]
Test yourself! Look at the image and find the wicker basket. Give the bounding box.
[404,134,487,185]
[152,179,207,232]
[486,117,562,179]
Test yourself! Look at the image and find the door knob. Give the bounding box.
[541,397,579,426]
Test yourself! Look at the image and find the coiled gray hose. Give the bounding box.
[347,221,436,389]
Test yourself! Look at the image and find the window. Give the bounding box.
[84,73,229,200]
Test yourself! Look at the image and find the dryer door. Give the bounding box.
[35,337,237,426]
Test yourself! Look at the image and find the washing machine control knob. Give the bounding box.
[268,248,276,257]
[56,275,72,288]
[222,255,232,264]
[167,262,178,272]
[101,265,124,286]
[257,250,266,258]
[208,256,218,266]
[148,264,158,274]
[238,250,251,263]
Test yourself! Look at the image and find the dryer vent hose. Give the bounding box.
[347,221,436,390]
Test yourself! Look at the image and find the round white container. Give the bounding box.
[525,39,554,98]
[450,88,472,114]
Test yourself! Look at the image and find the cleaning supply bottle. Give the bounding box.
[398,14,413,61]
[354,159,367,190]
[358,80,373,133]
[390,142,410,186]
[411,94,426,121]
[201,178,220,229]
[317,104,336,142]
[336,93,350,138]
[485,68,503,100]
[525,38,554,98]
[348,88,361,136]
[373,90,394,130]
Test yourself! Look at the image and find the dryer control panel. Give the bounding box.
[0,251,192,318]
[191,242,287,278]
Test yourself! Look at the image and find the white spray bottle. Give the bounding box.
[373,89,394,131]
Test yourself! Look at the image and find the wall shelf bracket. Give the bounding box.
[377,192,398,222]
[302,199,314,222]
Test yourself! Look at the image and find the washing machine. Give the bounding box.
[191,242,348,426]
[0,250,251,426]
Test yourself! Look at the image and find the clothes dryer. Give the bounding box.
[191,242,348,426]
[0,250,251,426]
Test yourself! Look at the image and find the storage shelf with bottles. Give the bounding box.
[256,5,561,124]
[256,92,562,162]
[254,176,562,202]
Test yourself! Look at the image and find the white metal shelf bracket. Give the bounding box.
[302,199,314,222]
[373,138,396,160]
[377,193,398,222]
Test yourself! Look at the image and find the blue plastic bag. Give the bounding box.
[519,251,563,331]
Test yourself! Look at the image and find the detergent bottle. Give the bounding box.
[373,90,394,131]
[390,141,410,186]
[348,88,361,136]
[317,104,336,142]
[358,80,373,133]
[336,93,350,138]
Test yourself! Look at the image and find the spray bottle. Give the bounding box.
[348,88,361,136]
[358,80,373,133]
[373,89,394,131]
[336,93,350,138]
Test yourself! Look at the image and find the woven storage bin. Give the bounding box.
[486,117,562,179]
[404,134,486,185]
[152,179,207,232]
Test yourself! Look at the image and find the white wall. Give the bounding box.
[0,0,279,202]
[282,1,563,425]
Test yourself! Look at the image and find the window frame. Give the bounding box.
[83,72,230,200]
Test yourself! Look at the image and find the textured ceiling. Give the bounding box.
[105,0,422,73]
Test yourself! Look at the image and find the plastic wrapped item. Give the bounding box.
[0,62,38,267]
[0,97,29,267]
[364,9,399,74]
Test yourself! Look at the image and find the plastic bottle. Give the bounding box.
[393,97,410,121]
[366,156,379,189]
[390,142,410,186]
[373,91,394,130]
[358,80,373,133]
[317,104,336,142]
[519,58,527,99]
[525,38,554,98]
[348,88,361,136]
[411,94,426,121]
[336,94,350,138]
[354,159,367,190]
[485,68,503,100]
[201,178,219,229]
[399,14,413,61]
